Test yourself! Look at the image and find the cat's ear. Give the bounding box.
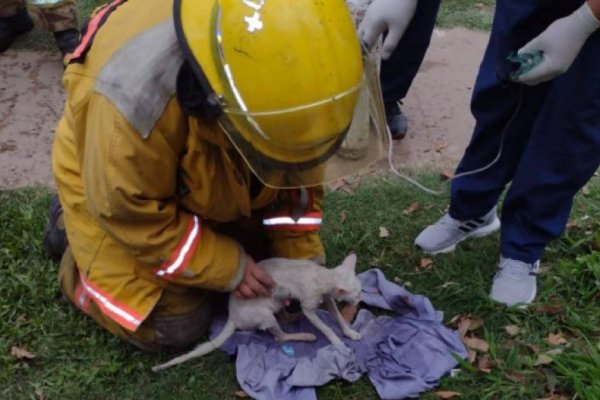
[339,253,357,272]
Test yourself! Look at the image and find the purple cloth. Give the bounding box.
[209,269,467,400]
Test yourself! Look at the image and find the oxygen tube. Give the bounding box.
[387,52,540,195]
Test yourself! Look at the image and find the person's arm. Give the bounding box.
[516,0,600,85]
[83,97,273,297]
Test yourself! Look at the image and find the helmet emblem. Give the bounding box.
[242,0,265,32]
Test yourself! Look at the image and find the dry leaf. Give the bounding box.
[506,372,527,383]
[467,349,477,363]
[536,394,569,400]
[434,391,461,399]
[468,317,485,331]
[10,345,35,360]
[582,185,590,195]
[505,325,521,336]
[534,354,554,366]
[234,390,250,398]
[420,258,433,269]
[379,226,390,238]
[534,303,563,315]
[464,336,489,353]
[477,354,492,373]
[527,343,541,354]
[457,317,471,338]
[340,304,358,322]
[566,219,578,229]
[440,170,455,180]
[339,211,347,223]
[402,202,420,215]
[547,333,568,346]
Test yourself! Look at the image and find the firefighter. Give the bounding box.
[46,0,387,351]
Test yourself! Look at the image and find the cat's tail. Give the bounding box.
[151,319,236,372]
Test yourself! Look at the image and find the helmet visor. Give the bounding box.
[216,50,389,189]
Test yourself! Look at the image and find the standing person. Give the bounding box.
[0,0,79,57]
[358,0,442,139]
[45,0,387,351]
[415,0,600,306]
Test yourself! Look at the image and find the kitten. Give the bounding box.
[152,253,362,372]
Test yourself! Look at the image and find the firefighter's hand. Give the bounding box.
[358,0,417,60]
[517,3,600,85]
[233,257,275,299]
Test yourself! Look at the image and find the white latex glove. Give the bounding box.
[357,0,418,60]
[517,3,600,85]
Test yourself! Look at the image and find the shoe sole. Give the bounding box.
[420,216,501,255]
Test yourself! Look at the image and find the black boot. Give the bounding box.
[53,28,80,56]
[0,8,34,53]
[385,101,409,140]
[43,195,68,262]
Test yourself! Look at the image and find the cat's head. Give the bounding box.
[331,253,362,305]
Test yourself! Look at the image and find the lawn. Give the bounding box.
[2,172,600,399]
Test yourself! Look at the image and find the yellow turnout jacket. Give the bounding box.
[52,0,324,332]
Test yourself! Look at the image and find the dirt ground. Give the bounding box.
[0,28,489,190]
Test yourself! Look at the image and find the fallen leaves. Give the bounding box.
[534,348,564,366]
[451,315,491,370]
[477,354,492,374]
[504,325,522,336]
[378,226,390,238]
[463,337,490,353]
[420,258,433,270]
[581,185,590,195]
[434,391,461,399]
[440,170,455,180]
[402,202,420,215]
[547,332,568,346]
[11,345,35,360]
[533,303,564,315]
[234,390,250,398]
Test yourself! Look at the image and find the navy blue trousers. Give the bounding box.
[380,0,441,105]
[450,0,600,263]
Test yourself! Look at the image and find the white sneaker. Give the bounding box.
[414,206,500,254]
[490,257,540,307]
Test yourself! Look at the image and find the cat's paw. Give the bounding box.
[302,333,317,342]
[344,329,362,341]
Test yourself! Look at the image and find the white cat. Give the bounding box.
[152,253,362,372]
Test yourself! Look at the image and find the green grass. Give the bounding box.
[2,173,600,399]
[12,0,494,52]
[437,0,495,31]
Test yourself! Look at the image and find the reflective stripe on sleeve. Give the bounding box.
[263,212,322,231]
[79,274,143,331]
[155,215,201,279]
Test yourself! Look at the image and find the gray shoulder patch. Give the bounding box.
[95,20,185,138]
